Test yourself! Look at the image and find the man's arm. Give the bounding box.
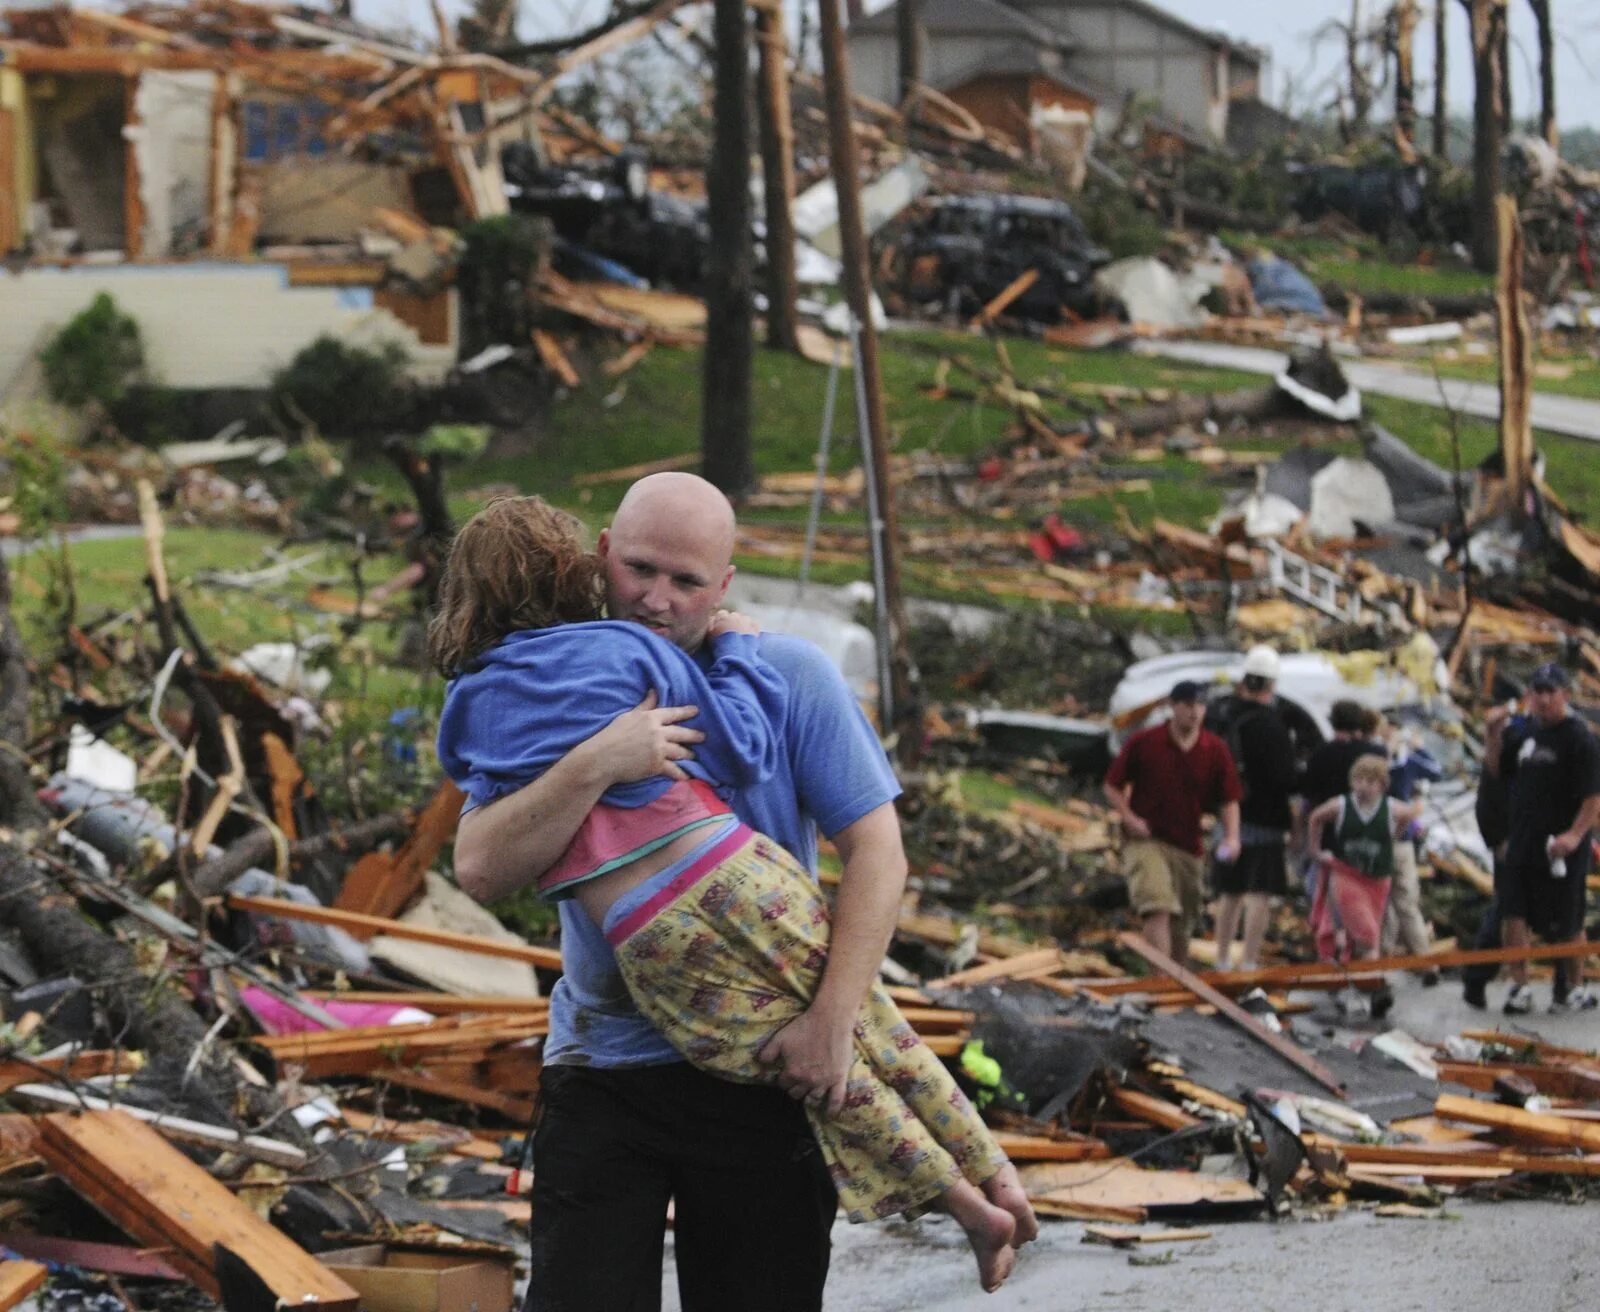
[1551,792,1600,859]
[1217,799,1241,862]
[1103,780,1151,839]
[1482,704,1512,779]
[453,693,704,903]
[757,802,906,1116]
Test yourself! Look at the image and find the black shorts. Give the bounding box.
[1213,839,1288,896]
[1496,849,1591,941]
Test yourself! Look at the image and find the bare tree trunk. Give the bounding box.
[701,0,755,496]
[896,0,922,111]
[1467,0,1508,272]
[1394,0,1420,161]
[1496,194,1534,512]
[1433,0,1450,157]
[1529,0,1557,150]
[1346,0,1373,139]
[754,0,801,354]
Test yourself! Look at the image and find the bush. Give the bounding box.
[269,336,411,446]
[41,293,144,409]
[458,214,549,355]
[1077,184,1166,261]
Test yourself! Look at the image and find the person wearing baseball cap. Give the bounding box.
[1104,679,1242,970]
[1486,661,1600,1013]
[1210,645,1299,972]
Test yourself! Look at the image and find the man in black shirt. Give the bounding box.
[1210,646,1300,971]
[1490,663,1600,1013]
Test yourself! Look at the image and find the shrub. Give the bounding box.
[41,293,144,409]
[269,336,411,445]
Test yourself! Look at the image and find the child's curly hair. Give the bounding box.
[427,496,604,677]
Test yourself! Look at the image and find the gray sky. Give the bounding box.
[368,0,1600,131]
[1156,0,1600,129]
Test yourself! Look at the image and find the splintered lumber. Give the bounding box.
[1438,1062,1600,1101]
[991,1132,1109,1163]
[1118,934,1346,1097]
[304,990,550,1014]
[1082,1225,1212,1248]
[0,1050,139,1093]
[334,780,465,921]
[969,268,1040,327]
[1336,1142,1600,1177]
[10,1086,306,1168]
[339,1111,505,1160]
[1435,1094,1600,1154]
[925,947,1066,990]
[1109,1087,1202,1132]
[376,1066,536,1121]
[224,894,563,970]
[1088,939,1600,997]
[252,1015,546,1078]
[1019,1159,1261,1215]
[36,1111,360,1308]
[0,1261,46,1312]
[572,452,700,487]
[531,329,582,388]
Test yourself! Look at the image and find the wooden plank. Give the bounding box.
[1082,1225,1212,1247]
[1108,1087,1200,1132]
[991,1132,1109,1163]
[334,780,464,921]
[224,894,563,970]
[925,947,1066,990]
[1435,1093,1600,1153]
[0,110,16,254]
[0,1050,139,1093]
[0,1261,46,1312]
[303,990,547,1014]
[374,1066,537,1121]
[1019,1158,1261,1212]
[1118,934,1347,1097]
[36,1112,359,1308]
[531,329,582,388]
[571,452,699,487]
[1438,1061,1600,1101]
[969,268,1040,328]
[1087,938,1600,997]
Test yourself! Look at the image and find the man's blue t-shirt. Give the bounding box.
[543,632,902,1067]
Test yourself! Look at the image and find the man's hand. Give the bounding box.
[708,608,761,639]
[1122,813,1152,840]
[1549,830,1584,859]
[757,1007,855,1118]
[1214,837,1240,864]
[587,690,704,784]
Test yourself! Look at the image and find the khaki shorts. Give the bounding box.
[1124,839,1204,936]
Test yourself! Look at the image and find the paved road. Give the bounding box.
[661,972,1600,1311]
[1135,338,1600,443]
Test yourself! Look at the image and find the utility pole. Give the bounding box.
[754,0,801,354]
[701,0,755,496]
[817,0,916,750]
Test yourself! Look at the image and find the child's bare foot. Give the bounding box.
[942,1179,1018,1292]
[982,1162,1040,1245]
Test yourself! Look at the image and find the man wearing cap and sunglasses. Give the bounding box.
[1104,679,1243,969]
[1486,661,1600,1013]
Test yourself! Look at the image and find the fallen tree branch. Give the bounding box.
[190,810,414,899]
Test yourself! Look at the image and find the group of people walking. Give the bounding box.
[1104,647,1599,1017]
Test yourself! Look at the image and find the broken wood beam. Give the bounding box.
[1086,938,1600,997]
[11,1086,307,1169]
[334,780,464,921]
[0,1261,46,1312]
[969,268,1040,328]
[1117,933,1347,1097]
[1435,1093,1600,1154]
[223,893,563,970]
[36,1111,359,1308]
[1108,1086,1201,1132]
[191,810,411,898]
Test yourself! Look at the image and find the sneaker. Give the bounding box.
[1549,985,1600,1014]
[1502,983,1535,1015]
[1463,979,1488,1010]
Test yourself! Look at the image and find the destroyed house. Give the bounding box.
[850,0,1273,152]
[0,1,544,392]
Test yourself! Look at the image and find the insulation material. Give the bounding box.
[134,71,214,258]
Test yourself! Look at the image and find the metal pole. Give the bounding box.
[797,340,843,598]
[817,0,915,751]
[851,319,895,731]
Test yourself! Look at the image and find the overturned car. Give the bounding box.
[882,194,1111,323]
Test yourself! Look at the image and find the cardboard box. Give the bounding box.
[318,1245,514,1312]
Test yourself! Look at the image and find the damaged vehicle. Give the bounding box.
[883,194,1111,322]
[1290,161,1429,244]
[501,144,708,289]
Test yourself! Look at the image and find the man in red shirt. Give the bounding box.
[1104,680,1243,968]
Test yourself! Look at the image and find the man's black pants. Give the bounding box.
[527,1063,838,1312]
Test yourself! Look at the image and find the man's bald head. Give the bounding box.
[598,472,739,651]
